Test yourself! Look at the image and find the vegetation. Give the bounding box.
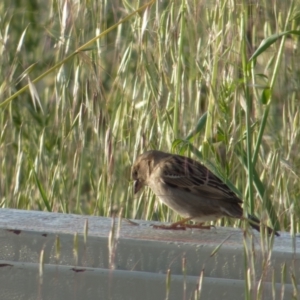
[1,1,300,299]
[0,0,300,234]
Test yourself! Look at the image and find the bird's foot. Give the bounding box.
[151,223,186,230]
[152,218,213,230]
[184,223,214,229]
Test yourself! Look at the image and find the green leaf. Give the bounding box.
[171,139,184,152]
[185,112,207,141]
[235,145,280,230]
[32,168,52,212]
[261,88,271,105]
[249,30,300,61]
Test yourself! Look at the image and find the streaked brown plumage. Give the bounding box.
[132,150,279,236]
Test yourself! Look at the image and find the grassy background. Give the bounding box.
[0,0,300,234]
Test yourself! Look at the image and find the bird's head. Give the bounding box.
[131,153,151,194]
[132,150,168,194]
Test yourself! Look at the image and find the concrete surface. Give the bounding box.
[0,209,298,299]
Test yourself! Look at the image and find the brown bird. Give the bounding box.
[132,150,279,236]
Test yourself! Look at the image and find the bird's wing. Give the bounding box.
[155,155,242,204]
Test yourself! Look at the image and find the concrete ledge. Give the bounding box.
[0,260,294,300]
[0,209,298,299]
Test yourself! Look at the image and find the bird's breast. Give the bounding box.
[149,180,226,222]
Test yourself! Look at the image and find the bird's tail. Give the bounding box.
[247,214,280,237]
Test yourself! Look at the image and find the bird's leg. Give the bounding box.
[152,218,213,230]
[152,218,191,230]
[184,223,214,229]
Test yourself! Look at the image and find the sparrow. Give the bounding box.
[132,150,279,236]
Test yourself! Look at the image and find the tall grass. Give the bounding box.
[0,0,299,235]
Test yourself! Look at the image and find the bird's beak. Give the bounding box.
[133,179,143,194]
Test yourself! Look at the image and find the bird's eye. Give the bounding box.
[132,170,138,178]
